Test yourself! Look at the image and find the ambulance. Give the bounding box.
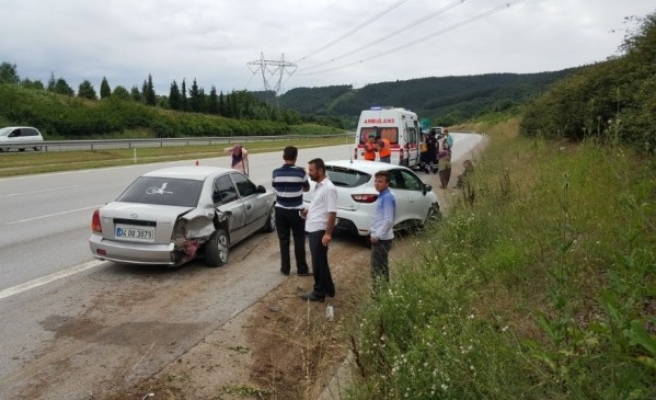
[353,107,421,168]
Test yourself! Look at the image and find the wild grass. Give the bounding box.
[0,136,349,177]
[345,121,656,399]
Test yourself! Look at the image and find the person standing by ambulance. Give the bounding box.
[376,131,392,163]
[363,130,377,161]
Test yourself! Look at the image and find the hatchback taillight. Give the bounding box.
[91,209,102,233]
[352,194,379,203]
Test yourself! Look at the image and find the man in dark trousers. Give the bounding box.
[299,158,337,302]
[424,129,439,173]
[369,170,396,292]
[272,146,312,276]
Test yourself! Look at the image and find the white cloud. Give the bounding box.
[0,0,653,95]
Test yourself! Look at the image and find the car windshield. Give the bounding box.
[326,166,371,187]
[116,176,204,207]
[0,127,12,137]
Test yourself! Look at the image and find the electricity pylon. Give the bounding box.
[247,52,297,109]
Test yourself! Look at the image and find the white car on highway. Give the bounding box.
[303,160,440,236]
[0,126,44,152]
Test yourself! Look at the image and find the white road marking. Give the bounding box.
[0,260,105,301]
[0,185,80,198]
[6,204,102,224]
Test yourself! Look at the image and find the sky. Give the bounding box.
[1,0,654,97]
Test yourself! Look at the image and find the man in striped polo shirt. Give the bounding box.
[272,146,312,276]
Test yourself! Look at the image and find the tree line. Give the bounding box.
[0,63,304,125]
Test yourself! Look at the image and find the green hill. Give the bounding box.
[276,70,579,127]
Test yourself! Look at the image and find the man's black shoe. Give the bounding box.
[299,292,325,302]
[280,270,290,276]
[297,271,313,276]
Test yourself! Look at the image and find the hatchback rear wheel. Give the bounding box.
[206,229,229,267]
[424,203,441,225]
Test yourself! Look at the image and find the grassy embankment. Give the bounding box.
[345,119,656,399]
[0,135,350,177]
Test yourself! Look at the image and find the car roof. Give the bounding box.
[325,159,410,173]
[142,166,234,181]
[0,126,40,130]
[0,126,40,132]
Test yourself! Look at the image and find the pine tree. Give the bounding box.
[53,78,74,96]
[141,80,148,104]
[199,88,209,113]
[100,77,111,99]
[208,86,219,114]
[181,79,188,112]
[189,78,201,112]
[219,91,226,117]
[145,74,156,105]
[47,72,56,91]
[78,80,97,100]
[169,80,182,110]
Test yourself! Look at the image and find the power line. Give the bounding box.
[294,0,411,63]
[301,0,466,72]
[297,0,526,77]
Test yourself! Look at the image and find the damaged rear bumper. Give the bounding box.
[90,234,183,266]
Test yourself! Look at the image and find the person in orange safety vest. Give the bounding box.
[364,132,377,161]
[376,136,391,163]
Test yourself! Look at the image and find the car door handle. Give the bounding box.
[247,204,252,210]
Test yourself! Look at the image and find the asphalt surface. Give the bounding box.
[0,134,484,399]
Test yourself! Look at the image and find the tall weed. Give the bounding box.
[346,123,656,399]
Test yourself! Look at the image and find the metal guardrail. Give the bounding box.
[0,133,355,152]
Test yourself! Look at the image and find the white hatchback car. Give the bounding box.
[303,160,440,236]
[0,126,44,152]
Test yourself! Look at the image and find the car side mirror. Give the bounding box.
[256,185,267,194]
[424,184,432,195]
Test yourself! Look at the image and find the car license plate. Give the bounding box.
[115,225,154,242]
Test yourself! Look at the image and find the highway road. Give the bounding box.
[0,134,484,399]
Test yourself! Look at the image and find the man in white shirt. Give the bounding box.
[299,158,337,302]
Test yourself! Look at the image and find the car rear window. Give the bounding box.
[326,166,371,188]
[116,176,204,207]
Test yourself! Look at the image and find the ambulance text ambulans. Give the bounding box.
[353,107,421,168]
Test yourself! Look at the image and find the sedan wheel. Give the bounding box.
[206,229,230,267]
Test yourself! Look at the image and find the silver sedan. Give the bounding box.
[89,166,276,267]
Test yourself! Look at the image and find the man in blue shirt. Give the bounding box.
[369,170,396,291]
[272,146,311,276]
